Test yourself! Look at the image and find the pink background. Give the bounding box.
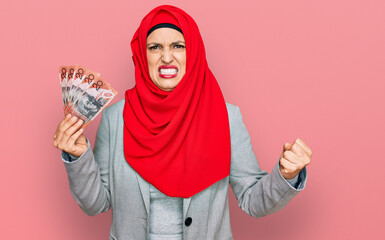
[1,0,384,239]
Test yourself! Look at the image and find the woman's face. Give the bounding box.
[146,27,186,91]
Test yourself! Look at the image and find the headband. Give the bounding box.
[146,23,183,37]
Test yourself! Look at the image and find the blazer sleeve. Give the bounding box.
[229,106,307,218]
[61,111,112,216]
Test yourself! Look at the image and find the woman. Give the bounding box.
[53,5,312,240]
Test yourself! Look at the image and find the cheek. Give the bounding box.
[146,53,157,71]
[147,62,157,78]
[183,54,187,69]
[176,53,187,69]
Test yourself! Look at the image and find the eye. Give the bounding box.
[149,45,160,50]
[174,44,185,49]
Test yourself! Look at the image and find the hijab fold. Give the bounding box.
[123,5,231,198]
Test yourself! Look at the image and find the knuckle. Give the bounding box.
[70,134,78,141]
[59,121,66,129]
[290,144,296,151]
[61,122,72,131]
[57,127,64,135]
[63,130,70,137]
[58,143,65,150]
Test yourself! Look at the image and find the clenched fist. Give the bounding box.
[53,114,88,157]
[279,138,312,180]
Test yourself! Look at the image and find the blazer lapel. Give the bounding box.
[135,172,150,216]
[183,197,192,219]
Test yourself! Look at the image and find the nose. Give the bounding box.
[161,47,174,63]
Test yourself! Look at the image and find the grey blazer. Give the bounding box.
[62,100,307,240]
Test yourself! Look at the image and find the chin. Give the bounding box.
[160,85,177,91]
[157,80,180,91]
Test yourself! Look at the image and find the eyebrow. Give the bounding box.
[146,41,186,47]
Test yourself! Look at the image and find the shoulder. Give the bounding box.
[225,102,240,123]
[225,102,250,140]
[225,102,238,112]
[103,99,125,115]
[98,99,125,125]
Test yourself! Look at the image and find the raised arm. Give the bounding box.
[229,106,307,218]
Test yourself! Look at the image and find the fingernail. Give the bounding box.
[71,116,77,122]
[78,119,83,124]
[66,114,71,118]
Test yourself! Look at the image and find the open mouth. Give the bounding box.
[158,65,178,78]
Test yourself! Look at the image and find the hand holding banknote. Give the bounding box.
[54,65,117,157]
[53,114,87,157]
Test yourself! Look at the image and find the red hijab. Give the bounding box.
[123,5,231,198]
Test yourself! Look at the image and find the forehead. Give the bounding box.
[146,27,185,43]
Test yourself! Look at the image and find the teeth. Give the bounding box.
[159,68,178,75]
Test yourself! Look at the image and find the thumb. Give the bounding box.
[283,142,292,151]
[280,142,292,159]
[77,134,87,145]
[279,142,292,170]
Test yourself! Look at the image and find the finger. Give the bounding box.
[294,138,312,157]
[290,142,307,158]
[283,142,292,151]
[66,128,84,153]
[58,113,72,130]
[55,116,79,147]
[54,114,71,140]
[280,142,291,159]
[283,150,301,165]
[54,114,72,148]
[279,157,297,174]
[60,119,84,146]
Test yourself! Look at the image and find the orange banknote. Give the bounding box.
[58,65,117,129]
